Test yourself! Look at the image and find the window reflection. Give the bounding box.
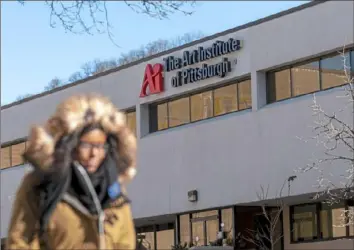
[206,219,218,244]
[221,208,233,236]
[320,202,346,239]
[192,221,205,246]
[238,80,252,110]
[321,53,349,89]
[1,147,10,169]
[150,78,252,133]
[157,103,168,130]
[292,204,318,242]
[156,229,174,250]
[214,84,238,116]
[168,97,190,127]
[137,232,155,250]
[179,214,191,244]
[11,142,26,166]
[292,61,320,96]
[190,91,213,122]
[192,210,218,218]
[267,69,291,102]
[126,111,137,136]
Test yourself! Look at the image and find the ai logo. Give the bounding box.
[139,63,164,97]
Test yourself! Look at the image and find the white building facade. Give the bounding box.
[1,1,354,249]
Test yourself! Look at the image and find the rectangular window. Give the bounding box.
[321,202,346,238]
[157,103,168,131]
[138,232,155,250]
[150,78,251,133]
[168,97,190,127]
[192,210,218,219]
[179,214,191,245]
[214,84,238,116]
[292,61,320,97]
[321,53,350,90]
[190,91,213,122]
[221,208,233,237]
[1,146,11,169]
[267,50,354,104]
[267,69,291,103]
[126,111,136,136]
[291,202,349,243]
[291,204,318,242]
[238,80,252,110]
[156,228,174,250]
[11,142,26,166]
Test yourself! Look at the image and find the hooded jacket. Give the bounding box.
[6,94,137,250]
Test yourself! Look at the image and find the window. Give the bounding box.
[157,103,168,130]
[179,214,191,245]
[221,208,233,236]
[320,202,346,238]
[267,49,354,104]
[168,97,190,127]
[156,224,175,250]
[292,61,320,96]
[321,53,349,89]
[150,79,251,133]
[291,202,349,243]
[1,141,27,169]
[11,142,26,166]
[191,210,219,246]
[238,80,252,110]
[125,110,136,136]
[191,91,213,122]
[291,204,318,242]
[267,69,291,103]
[1,147,11,169]
[214,84,238,116]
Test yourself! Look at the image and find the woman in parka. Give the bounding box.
[6,94,137,250]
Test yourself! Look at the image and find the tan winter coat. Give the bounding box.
[6,172,136,250]
[6,94,138,250]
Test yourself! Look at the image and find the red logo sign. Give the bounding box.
[139,63,164,97]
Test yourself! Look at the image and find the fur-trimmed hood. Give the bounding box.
[24,94,137,184]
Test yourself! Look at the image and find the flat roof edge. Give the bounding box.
[1,0,326,110]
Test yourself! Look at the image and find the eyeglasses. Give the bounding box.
[78,141,109,151]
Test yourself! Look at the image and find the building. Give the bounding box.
[1,1,354,249]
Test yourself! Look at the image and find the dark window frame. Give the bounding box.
[177,206,235,246]
[149,77,252,133]
[290,201,353,244]
[1,140,28,169]
[267,48,354,104]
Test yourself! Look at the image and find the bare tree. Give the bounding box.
[44,77,63,91]
[297,48,354,225]
[68,71,84,82]
[243,183,286,250]
[15,93,33,101]
[17,1,196,46]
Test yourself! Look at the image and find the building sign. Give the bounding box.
[139,37,243,97]
[164,38,242,88]
[139,63,164,97]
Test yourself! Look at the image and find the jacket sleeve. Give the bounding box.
[6,173,41,250]
[117,203,136,250]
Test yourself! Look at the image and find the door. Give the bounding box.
[253,214,271,250]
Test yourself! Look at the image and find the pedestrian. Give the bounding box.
[6,94,137,250]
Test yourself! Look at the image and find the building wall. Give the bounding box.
[1,0,354,224]
[0,165,31,238]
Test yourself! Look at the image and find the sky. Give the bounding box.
[1,1,309,105]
